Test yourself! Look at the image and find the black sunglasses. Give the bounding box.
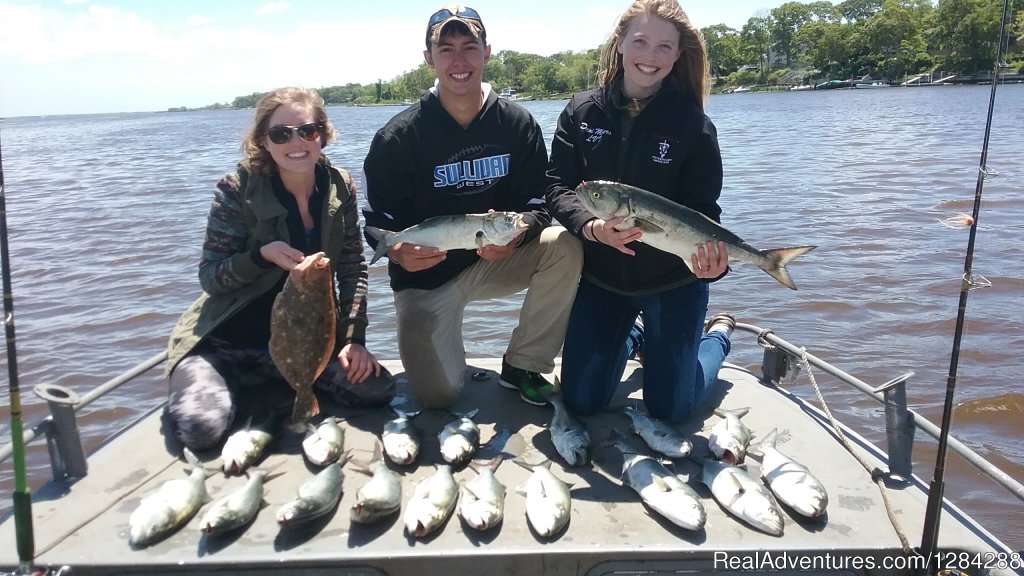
[267,123,323,145]
[428,6,482,28]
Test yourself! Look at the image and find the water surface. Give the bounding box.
[1,85,1021,549]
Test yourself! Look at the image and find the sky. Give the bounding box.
[0,0,787,117]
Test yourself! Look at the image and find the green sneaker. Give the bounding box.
[498,357,554,406]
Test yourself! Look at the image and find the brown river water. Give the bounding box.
[1,85,1022,551]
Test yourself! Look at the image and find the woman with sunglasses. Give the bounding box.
[546,0,734,425]
[164,87,394,452]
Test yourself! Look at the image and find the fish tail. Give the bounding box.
[754,427,779,452]
[364,226,391,265]
[713,407,750,419]
[761,246,815,290]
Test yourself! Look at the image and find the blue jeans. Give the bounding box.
[559,278,730,424]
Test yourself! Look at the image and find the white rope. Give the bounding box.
[796,347,915,556]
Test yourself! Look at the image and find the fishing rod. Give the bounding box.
[918,0,1011,571]
[1,132,38,574]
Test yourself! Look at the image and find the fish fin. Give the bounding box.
[364,226,392,265]
[754,428,779,452]
[475,230,486,248]
[513,455,550,472]
[182,447,200,469]
[726,470,746,494]
[760,245,815,290]
[391,405,422,419]
[650,474,672,492]
[633,219,665,234]
[713,407,750,419]
[611,217,632,231]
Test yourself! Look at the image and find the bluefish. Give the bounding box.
[623,404,692,459]
[708,407,753,464]
[576,181,815,289]
[549,393,590,466]
[365,212,528,264]
[128,448,210,547]
[756,428,829,518]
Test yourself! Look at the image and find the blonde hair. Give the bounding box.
[241,87,337,176]
[599,0,710,108]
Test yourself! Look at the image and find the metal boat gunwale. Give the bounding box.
[1,322,1022,576]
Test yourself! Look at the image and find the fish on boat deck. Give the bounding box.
[269,251,336,431]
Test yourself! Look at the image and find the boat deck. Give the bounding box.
[1,358,1017,575]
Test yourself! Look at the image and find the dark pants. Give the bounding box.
[166,336,395,451]
[559,278,730,424]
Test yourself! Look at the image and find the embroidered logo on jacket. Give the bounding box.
[433,152,511,191]
[580,122,613,143]
[652,140,673,165]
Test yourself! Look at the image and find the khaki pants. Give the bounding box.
[394,226,582,409]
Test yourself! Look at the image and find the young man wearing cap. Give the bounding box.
[363,5,583,410]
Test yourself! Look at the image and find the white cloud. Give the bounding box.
[257,2,290,16]
[0,3,162,63]
[185,15,213,27]
[0,0,644,116]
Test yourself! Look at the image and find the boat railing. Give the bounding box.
[736,321,1024,505]
[2,327,1022,507]
[0,352,166,482]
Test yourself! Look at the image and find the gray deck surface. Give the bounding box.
[1,358,1017,575]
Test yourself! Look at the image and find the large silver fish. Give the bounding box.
[382,407,422,466]
[757,428,828,518]
[517,461,572,538]
[350,443,403,524]
[459,457,506,531]
[269,251,336,430]
[220,415,276,475]
[403,465,458,538]
[700,458,784,536]
[549,394,590,466]
[438,408,480,466]
[276,456,346,527]
[128,448,209,547]
[198,468,277,538]
[708,407,753,465]
[575,181,815,289]
[302,416,345,467]
[610,434,705,531]
[365,212,528,264]
[622,404,692,459]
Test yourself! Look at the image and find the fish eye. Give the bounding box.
[591,191,600,199]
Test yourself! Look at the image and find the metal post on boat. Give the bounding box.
[872,372,915,482]
[0,128,38,573]
[760,336,796,384]
[33,384,88,480]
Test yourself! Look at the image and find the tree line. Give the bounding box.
[221,0,1022,109]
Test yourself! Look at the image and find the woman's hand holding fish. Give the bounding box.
[587,217,642,256]
[388,242,446,272]
[690,241,729,279]
[260,241,306,271]
[338,342,382,384]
